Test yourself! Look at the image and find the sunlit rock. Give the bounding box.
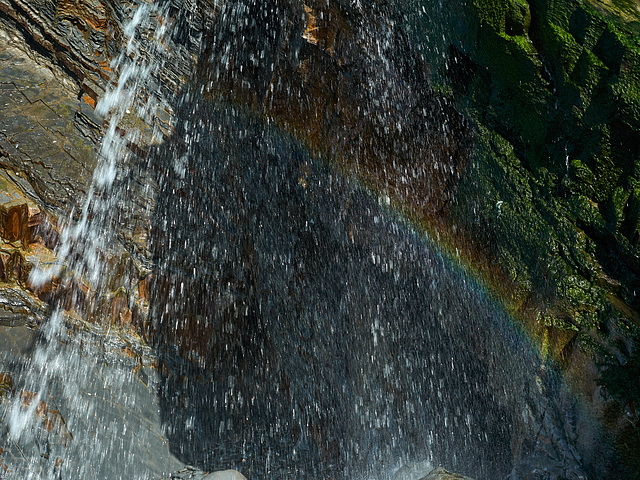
[419,467,473,480]
[0,372,13,398]
[0,173,41,244]
[0,202,27,243]
[203,469,248,480]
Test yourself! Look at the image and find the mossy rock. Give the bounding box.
[571,49,609,103]
[473,0,531,34]
[568,5,608,48]
[409,0,640,474]
[421,0,640,316]
[472,0,514,32]
[541,22,584,79]
[507,0,532,35]
[475,31,550,145]
[566,158,598,197]
[610,73,640,123]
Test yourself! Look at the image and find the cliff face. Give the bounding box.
[408,0,640,474]
[428,0,640,336]
[1,0,640,477]
[184,2,640,472]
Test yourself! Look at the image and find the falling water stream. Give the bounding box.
[0,2,590,479]
[2,4,177,478]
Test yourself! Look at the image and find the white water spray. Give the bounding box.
[7,2,169,475]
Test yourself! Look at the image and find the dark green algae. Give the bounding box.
[400,0,640,475]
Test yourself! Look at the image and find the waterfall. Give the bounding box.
[2,3,176,478]
[0,1,592,479]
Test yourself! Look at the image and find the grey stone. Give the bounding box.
[13,129,62,160]
[392,461,436,480]
[0,65,40,89]
[0,112,32,136]
[164,466,249,480]
[419,468,473,480]
[0,318,186,479]
[203,470,248,480]
[19,84,45,103]
[21,101,64,130]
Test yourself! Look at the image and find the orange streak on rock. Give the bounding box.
[82,94,97,109]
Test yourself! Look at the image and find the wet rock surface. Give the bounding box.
[0,317,185,478]
[0,10,185,478]
[144,102,591,479]
[195,0,472,218]
[166,468,248,480]
[0,18,99,213]
[419,468,473,480]
[0,0,637,479]
[414,0,640,475]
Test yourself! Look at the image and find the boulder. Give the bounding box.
[203,470,248,480]
[162,467,248,479]
[420,468,473,480]
[392,460,435,480]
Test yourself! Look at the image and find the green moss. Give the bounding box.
[608,185,631,228]
[593,154,624,204]
[621,180,640,241]
[471,0,533,40]
[507,0,532,35]
[417,0,640,389]
[567,193,608,230]
[473,0,510,31]
[410,0,640,470]
[478,27,541,83]
[569,5,608,48]
[571,49,609,102]
[595,0,640,23]
[610,75,640,123]
[452,127,581,316]
[507,31,539,55]
[530,0,577,31]
[471,28,551,144]
[619,49,640,103]
[561,274,606,326]
[545,23,584,80]
[560,226,603,281]
[569,158,598,197]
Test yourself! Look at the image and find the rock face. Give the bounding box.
[195,0,472,219]
[162,467,250,479]
[420,467,473,480]
[0,0,639,478]
[0,315,186,478]
[411,0,640,476]
[0,9,190,477]
[146,101,594,479]
[0,21,98,212]
[203,470,248,480]
[429,0,640,332]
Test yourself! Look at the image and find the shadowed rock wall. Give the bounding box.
[1,0,639,477]
[407,1,640,476]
